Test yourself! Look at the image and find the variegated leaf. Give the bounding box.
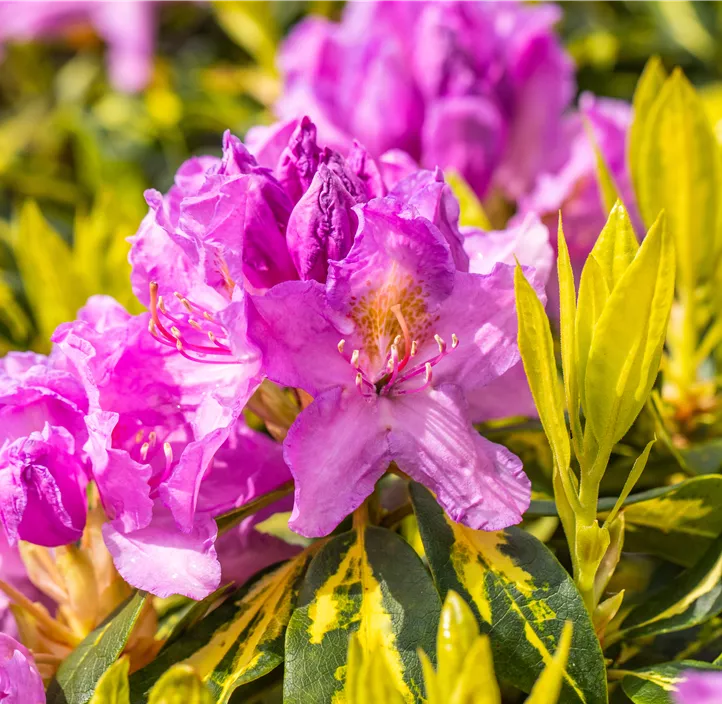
[409,484,606,704]
[283,525,440,704]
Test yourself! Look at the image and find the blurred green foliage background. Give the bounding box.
[2,0,722,354]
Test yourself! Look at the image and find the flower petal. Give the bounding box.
[284,387,389,537]
[246,280,354,395]
[103,507,221,600]
[387,383,529,530]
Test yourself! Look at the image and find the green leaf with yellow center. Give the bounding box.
[618,474,722,567]
[283,525,441,704]
[130,546,318,704]
[409,484,607,704]
[621,660,722,704]
[617,531,722,640]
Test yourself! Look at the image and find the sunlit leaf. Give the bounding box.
[409,484,607,704]
[284,525,440,704]
[621,660,722,704]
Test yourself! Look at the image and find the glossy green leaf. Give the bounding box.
[621,475,722,567]
[147,665,213,704]
[88,658,130,704]
[621,660,722,704]
[635,68,718,290]
[48,591,148,704]
[584,213,675,446]
[131,547,316,704]
[618,532,722,639]
[284,525,440,704]
[514,265,570,477]
[629,56,667,201]
[409,484,607,704]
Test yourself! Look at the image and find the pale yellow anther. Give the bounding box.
[203,311,215,322]
[135,430,145,444]
[393,335,402,346]
[410,340,418,357]
[175,292,194,313]
[147,431,157,448]
[158,296,167,314]
[338,339,346,355]
[425,362,432,383]
[140,442,150,462]
[351,349,360,368]
[189,319,203,331]
[163,442,173,465]
[355,372,364,388]
[148,319,157,335]
[434,334,446,353]
[170,326,182,339]
[451,333,459,349]
[176,340,183,352]
[208,331,216,343]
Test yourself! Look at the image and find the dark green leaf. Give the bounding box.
[47,591,148,704]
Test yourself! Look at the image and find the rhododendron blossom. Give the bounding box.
[247,199,534,537]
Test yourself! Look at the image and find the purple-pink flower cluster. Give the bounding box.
[0,115,553,602]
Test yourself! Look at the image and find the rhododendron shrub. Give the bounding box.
[0,6,721,704]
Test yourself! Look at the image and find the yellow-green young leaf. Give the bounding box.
[436,592,479,696]
[130,546,316,704]
[0,276,32,344]
[10,201,88,345]
[635,69,718,290]
[445,169,492,230]
[147,665,213,704]
[409,484,607,704]
[557,218,580,435]
[514,265,570,475]
[584,121,621,215]
[345,631,407,704]
[89,657,130,704]
[211,1,279,75]
[593,591,625,640]
[584,213,675,447]
[418,652,440,704]
[604,439,656,528]
[629,56,667,200]
[525,622,573,704]
[621,474,722,567]
[593,514,625,605]
[453,635,501,704]
[590,200,640,290]
[284,526,440,704]
[575,256,609,413]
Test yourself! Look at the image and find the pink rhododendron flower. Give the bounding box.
[245,198,534,537]
[53,295,265,599]
[0,633,45,703]
[674,670,722,704]
[278,1,574,201]
[0,353,89,548]
[0,1,155,93]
